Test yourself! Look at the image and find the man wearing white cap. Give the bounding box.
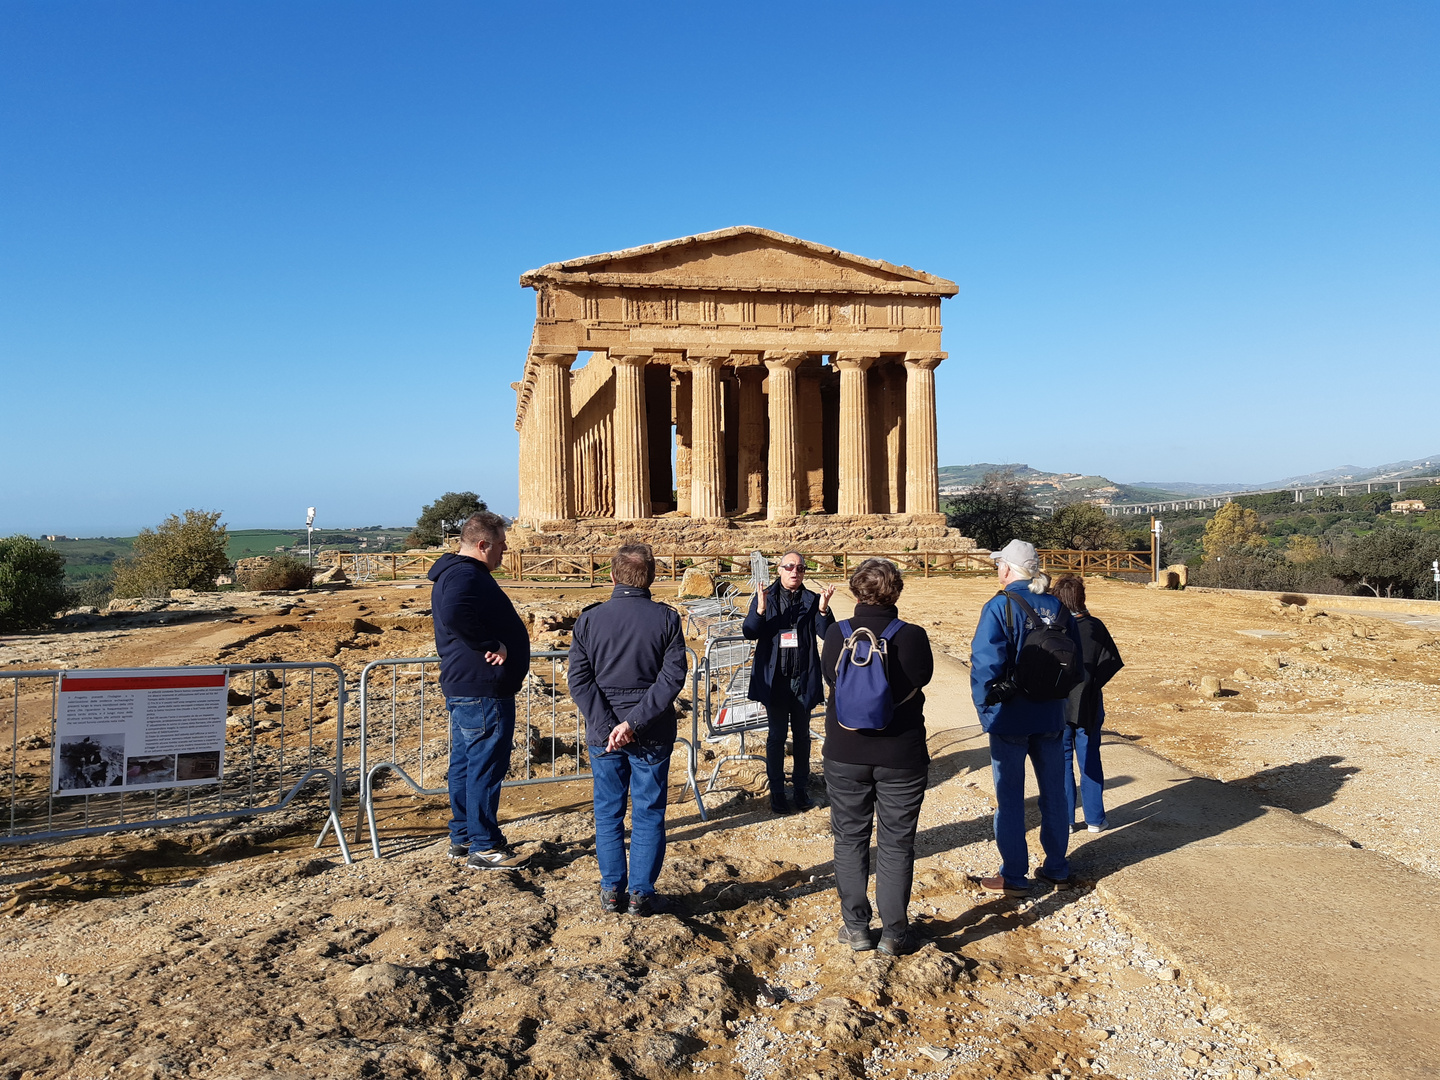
[969,539,1084,894]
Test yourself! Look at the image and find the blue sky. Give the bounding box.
[2,2,1436,534]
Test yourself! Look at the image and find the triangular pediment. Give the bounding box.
[520,226,957,296]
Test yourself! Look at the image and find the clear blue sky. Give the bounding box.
[3,2,1436,535]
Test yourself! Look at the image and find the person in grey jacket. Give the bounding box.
[567,543,687,917]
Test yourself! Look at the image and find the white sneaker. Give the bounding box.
[1087,823,1107,834]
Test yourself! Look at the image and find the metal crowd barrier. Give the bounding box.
[356,647,707,858]
[697,635,826,796]
[1,662,353,864]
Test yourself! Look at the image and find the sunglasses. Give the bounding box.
[779,562,805,572]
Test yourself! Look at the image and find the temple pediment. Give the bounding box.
[520,226,958,296]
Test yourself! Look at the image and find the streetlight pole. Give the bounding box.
[306,507,316,566]
[1151,516,1163,583]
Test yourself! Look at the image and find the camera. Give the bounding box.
[983,677,1018,706]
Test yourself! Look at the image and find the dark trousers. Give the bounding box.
[825,759,928,937]
[765,676,811,805]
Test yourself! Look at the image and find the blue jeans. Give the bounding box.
[446,696,515,852]
[989,730,1070,887]
[589,740,672,896]
[1063,724,1107,828]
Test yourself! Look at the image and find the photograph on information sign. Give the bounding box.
[53,668,229,796]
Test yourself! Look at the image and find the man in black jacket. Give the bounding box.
[568,543,687,916]
[742,550,835,814]
[428,512,531,870]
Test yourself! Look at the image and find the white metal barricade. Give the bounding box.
[356,648,707,858]
[1,663,352,864]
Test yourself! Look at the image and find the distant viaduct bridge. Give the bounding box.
[1105,475,1440,516]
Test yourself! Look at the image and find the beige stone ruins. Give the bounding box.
[512,227,975,552]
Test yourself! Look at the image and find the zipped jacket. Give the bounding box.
[969,581,1084,736]
[741,582,833,709]
[568,585,687,748]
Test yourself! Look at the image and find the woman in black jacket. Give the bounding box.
[821,558,933,956]
[1051,576,1124,833]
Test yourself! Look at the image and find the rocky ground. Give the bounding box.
[2,574,1433,1079]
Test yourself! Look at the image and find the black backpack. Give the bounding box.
[999,590,1084,702]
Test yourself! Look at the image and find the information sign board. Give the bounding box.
[53,668,229,796]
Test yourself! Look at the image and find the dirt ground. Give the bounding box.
[2,574,1434,1079]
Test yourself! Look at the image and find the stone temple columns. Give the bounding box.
[736,364,766,515]
[689,354,726,521]
[528,351,576,521]
[904,352,944,515]
[611,351,651,520]
[763,352,804,519]
[835,352,877,516]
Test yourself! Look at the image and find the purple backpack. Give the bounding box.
[834,618,908,731]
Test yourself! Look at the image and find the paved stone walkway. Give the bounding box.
[919,648,1440,1080]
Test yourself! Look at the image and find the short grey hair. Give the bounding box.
[460,511,506,549]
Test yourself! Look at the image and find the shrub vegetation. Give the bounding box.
[113,510,231,598]
[0,536,69,631]
[239,555,315,591]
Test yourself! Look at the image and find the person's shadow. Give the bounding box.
[1069,749,1360,880]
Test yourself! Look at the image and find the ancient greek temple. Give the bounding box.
[513,227,956,536]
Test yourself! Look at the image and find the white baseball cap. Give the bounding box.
[990,539,1039,573]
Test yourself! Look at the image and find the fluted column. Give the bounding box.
[763,352,804,519]
[611,352,651,520]
[904,352,944,515]
[835,353,876,516]
[528,352,577,521]
[736,364,766,515]
[689,354,726,520]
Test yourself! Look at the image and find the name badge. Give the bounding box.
[779,630,798,649]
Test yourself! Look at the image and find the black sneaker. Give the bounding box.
[465,845,528,870]
[628,892,672,918]
[877,928,924,957]
[446,843,468,860]
[600,887,627,914]
[792,792,815,812]
[837,924,878,952]
[1034,870,1075,889]
[770,798,795,816]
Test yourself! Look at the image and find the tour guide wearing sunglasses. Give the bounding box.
[742,550,837,814]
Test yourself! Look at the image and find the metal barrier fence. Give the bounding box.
[1,662,352,863]
[356,648,708,858]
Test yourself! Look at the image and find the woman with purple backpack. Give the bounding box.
[821,558,934,957]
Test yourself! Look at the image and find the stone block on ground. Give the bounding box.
[311,565,348,586]
[678,568,716,599]
[1199,675,1223,697]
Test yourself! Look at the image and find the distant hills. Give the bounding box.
[936,464,1179,506]
[940,453,1440,506]
[1136,454,1440,497]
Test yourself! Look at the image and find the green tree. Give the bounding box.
[408,492,487,548]
[112,510,230,598]
[0,536,69,631]
[1202,502,1266,561]
[1034,501,1123,551]
[944,470,1038,551]
[1337,523,1431,597]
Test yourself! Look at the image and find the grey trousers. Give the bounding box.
[825,759,928,937]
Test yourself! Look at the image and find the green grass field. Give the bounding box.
[37,527,410,582]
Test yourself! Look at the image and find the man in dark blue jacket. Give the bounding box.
[428,511,531,870]
[568,543,687,917]
[743,551,835,814]
[969,539,1084,895]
